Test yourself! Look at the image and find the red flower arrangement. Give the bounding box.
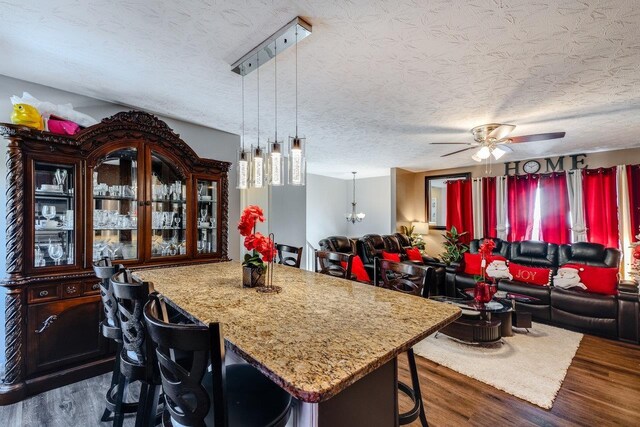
[238,205,276,270]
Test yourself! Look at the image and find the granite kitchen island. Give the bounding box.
[136,261,460,427]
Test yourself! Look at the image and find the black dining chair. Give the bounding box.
[110,269,161,427]
[379,259,430,427]
[92,258,138,423]
[143,294,292,427]
[276,243,303,268]
[315,250,354,280]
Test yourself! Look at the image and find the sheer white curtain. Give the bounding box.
[617,165,633,278]
[566,169,587,242]
[472,178,484,239]
[496,176,508,240]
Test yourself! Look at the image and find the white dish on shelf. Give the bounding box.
[199,196,212,201]
[39,184,63,192]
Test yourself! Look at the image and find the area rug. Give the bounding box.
[413,322,583,409]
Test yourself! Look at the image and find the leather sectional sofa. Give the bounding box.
[446,238,640,342]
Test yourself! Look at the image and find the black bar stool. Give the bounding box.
[315,250,354,279]
[111,269,161,427]
[92,258,138,423]
[276,243,303,268]
[143,294,292,427]
[379,259,431,427]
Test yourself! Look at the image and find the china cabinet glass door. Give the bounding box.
[150,152,187,258]
[33,162,76,268]
[92,148,139,262]
[196,178,218,255]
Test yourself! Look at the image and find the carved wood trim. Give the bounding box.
[5,140,24,277]
[220,171,229,258]
[3,287,24,384]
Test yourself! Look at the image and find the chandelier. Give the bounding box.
[346,172,365,224]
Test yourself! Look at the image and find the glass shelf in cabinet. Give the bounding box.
[35,192,73,199]
[151,199,187,203]
[93,227,138,231]
[93,195,137,201]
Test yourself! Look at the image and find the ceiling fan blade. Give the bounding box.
[488,124,516,141]
[496,144,513,152]
[429,142,471,145]
[440,147,475,157]
[509,132,566,143]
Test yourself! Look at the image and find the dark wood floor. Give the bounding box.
[0,335,638,426]
[399,335,640,426]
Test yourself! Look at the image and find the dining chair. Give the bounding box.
[110,269,161,427]
[276,243,303,268]
[315,250,354,280]
[378,259,430,427]
[92,258,138,423]
[143,294,292,427]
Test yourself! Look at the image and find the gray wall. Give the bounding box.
[0,75,241,363]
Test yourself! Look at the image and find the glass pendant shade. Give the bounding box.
[251,146,265,188]
[492,146,507,160]
[267,140,284,186]
[288,136,306,186]
[477,146,491,160]
[236,149,249,189]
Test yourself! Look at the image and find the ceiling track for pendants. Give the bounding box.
[231,17,312,76]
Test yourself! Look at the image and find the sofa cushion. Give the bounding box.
[383,235,403,253]
[508,263,552,286]
[342,255,370,283]
[550,308,617,338]
[463,253,483,275]
[469,238,510,258]
[454,273,478,290]
[562,263,619,296]
[394,233,412,249]
[382,251,401,262]
[498,279,551,305]
[551,287,617,318]
[405,247,423,262]
[510,241,559,268]
[558,242,620,267]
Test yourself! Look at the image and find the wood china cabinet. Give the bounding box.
[0,111,230,404]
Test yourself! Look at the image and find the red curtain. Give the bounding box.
[482,177,497,238]
[628,165,640,242]
[539,172,571,244]
[446,179,473,244]
[583,167,619,248]
[507,174,539,242]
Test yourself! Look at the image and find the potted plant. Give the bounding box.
[238,205,276,288]
[401,224,426,251]
[439,226,468,265]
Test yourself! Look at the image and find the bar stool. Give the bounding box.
[379,259,430,427]
[143,294,292,426]
[276,243,303,268]
[92,258,138,423]
[111,269,161,427]
[315,250,354,279]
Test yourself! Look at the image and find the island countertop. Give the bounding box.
[135,261,460,403]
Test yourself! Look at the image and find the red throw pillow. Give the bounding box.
[508,263,552,286]
[405,247,423,262]
[341,255,370,282]
[562,263,619,295]
[382,251,401,262]
[463,253,507,275]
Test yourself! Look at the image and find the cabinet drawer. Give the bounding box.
[28,284,60,303]
[62,282,82,298]
[83,280,101,295]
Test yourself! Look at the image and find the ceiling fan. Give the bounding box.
[430,124,566,161]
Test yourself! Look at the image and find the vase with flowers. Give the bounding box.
[238,205,276,288]
[473,238,496,303]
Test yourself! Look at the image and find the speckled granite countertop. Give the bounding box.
[136,261,460,403]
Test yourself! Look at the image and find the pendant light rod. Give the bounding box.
[257,56,260,148]
[295,27,298,137]
[241,74,245,150]
[231,17,312,76]
[274,40,278,141]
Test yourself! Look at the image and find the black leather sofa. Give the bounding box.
[446,238,640,342]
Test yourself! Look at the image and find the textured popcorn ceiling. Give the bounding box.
[1,0,639,178]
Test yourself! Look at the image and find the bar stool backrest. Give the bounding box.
[379,260,428,296]
[111,269,151,367]
[276,244,303,268]
[93,257,124,339]
[144,296,227,427]
[315,250,354,280]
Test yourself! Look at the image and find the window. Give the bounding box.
[425,173,470,230]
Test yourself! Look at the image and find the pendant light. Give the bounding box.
[267,41,284,186]
[288,28,306,186]
[251,57,265,188]
[236,73,249,189]
[346,172,365,224]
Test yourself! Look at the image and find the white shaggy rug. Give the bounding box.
[413,322,583,409]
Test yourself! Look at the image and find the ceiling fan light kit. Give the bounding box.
[432,123,566,169]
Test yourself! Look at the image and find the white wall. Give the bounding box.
[346,176,392,237]
[306,174,348,265]
[270,184,306,251]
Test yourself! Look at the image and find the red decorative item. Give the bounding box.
[238,205,276,288]
[478,239,496,281]
[474,281,492,303]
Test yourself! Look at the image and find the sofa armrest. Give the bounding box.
[445,261,463,274]
[619,280,639,299]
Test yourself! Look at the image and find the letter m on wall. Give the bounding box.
[546,156,565,172]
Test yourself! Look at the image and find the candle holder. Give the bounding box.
[256,233,281,294]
